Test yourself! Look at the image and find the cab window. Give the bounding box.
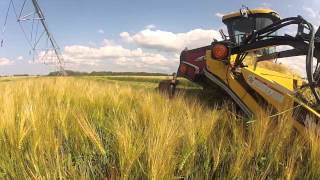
[226,16,276,45]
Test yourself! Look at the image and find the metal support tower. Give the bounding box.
[30,0,66,75]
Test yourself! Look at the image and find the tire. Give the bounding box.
[169,84,176,98]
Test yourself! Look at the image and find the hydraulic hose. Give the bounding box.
[305,20,320,105]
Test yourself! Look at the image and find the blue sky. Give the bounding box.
[0,0,319,75]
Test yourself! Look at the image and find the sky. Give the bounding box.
[0,0,319,75]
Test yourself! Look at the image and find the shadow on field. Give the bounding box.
[175,86,231,109]
[0,79,11,82]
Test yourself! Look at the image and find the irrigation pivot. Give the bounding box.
[30,0,66,75]
[2,0,66,75]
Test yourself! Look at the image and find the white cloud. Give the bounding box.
[102,39,117,46]
[145,24,156,29]
[261,2,271,8]
[62,44,177,72]
[276,46,317,78]
[32,41,178,72]
[63,44,144,60]
[0,58,14,66]
[74,28,221,71]
[303,7,318,19]
[215,12,224,18]
[97,29,105,34]
[278,56,306,76]
[121,28,221,52]
[29,51,60,66]
[17,56,24,60]
[302,7,320,27]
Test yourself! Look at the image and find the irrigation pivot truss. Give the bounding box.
[30,0,65,75]
[1,0,66,75]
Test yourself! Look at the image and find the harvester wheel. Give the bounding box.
[158,80,177,98]
[169,84,176,98]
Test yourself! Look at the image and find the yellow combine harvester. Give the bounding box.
[160,7,320,132]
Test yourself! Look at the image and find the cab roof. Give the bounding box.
[222,8,280,22]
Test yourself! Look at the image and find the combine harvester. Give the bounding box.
[160,7,320,131]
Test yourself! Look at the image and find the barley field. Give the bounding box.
[0,76,319,179]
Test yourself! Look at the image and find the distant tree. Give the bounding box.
[13,74,29,77]
[48,70,169,77]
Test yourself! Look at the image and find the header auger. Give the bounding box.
[159,7,320,132]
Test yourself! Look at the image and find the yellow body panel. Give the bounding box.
[206,51,263,114]
[222,8,280,21]
[205,50,320,125]
[244,67,299,91]
[241,68,294,112]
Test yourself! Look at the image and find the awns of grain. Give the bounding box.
[0,77,319,179]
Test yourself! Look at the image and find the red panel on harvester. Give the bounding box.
[178,45,210,81]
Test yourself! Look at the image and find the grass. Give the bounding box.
[81,76,200,89]
[0,76,319,179]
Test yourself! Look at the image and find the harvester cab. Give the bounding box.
[159,7,320,132]
[223,8,280,45]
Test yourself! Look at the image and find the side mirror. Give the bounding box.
[219,29,227,40]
